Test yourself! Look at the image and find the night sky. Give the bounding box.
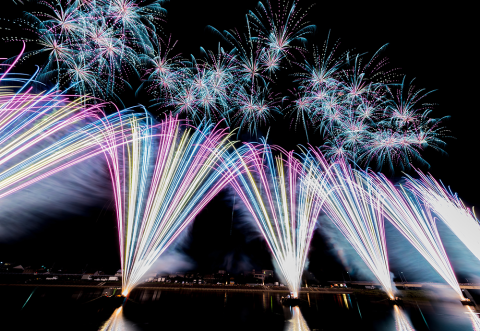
[0,1,477,282]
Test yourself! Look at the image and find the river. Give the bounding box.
[1,286,478,330]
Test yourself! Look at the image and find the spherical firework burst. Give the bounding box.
[6,0,166,103]
[291,45,448,172]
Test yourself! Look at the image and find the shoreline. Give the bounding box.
[3,283,475,308]
[0,283,440,299]
[0,283,353,294]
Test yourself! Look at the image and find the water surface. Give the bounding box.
[1,286,477,330]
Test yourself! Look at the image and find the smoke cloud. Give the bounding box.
[317,214,379,281]
[0,154,112,242]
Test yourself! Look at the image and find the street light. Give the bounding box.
[401,272,408,290]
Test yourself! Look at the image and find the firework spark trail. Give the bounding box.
[246,0,315,62]
[105,114,242,295]
[230,142,324,298]
[404,170,480,264]
[0,106,150,199]
[98,307,123,331]
[393,305,415,331]
[371,172,463,299]
[308,148,394,298]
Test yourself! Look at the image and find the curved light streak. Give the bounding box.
[106,115,241,295]
[309,148,394,298]
[405,170,480,263]
[230,142,324,298]
[371,172,463,299]
[0,51,146,199]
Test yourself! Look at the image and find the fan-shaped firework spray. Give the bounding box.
[105,114,242,295]
[0,47,146,199]
[371,172,463,299]
[230,142,324,298]
[405,170,480,264]
[308,148,394,298]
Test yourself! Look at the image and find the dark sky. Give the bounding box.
[0,0,478,281]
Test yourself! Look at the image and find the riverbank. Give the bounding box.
[0,282,457,303]
[0,282,353,294]
[3,281,476,308]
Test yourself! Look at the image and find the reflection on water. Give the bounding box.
[342,293,350,309]
[466,306,480,331]
[99,307,139,331]
[284,306,310,331]
[332,293,352,310]
[393,305,415,331]
[3,286,480,330]
[101,298,313,331]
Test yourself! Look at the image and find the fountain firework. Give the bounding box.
[0,47,146,199]
[230,142,324,298]
[106,115,241,295]
[371,172,463,299]
[405,170,480,264]
[309,148,394,298]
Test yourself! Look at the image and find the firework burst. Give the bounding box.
[6,0,166,103]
